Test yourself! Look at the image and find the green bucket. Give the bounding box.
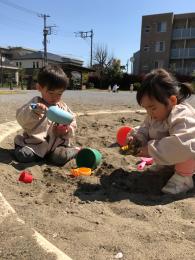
[76,148,102,169]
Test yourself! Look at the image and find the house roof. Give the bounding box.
[12,51,62,62]
[12,51,83,65]
[8,46,37,52]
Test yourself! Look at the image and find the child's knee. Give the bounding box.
[47,146,79,166]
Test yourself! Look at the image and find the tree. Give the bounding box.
[106,59,122,84]
[92,45,124,88]
[93,44,113,69]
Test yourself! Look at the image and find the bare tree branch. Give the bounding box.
[93,44,113,68]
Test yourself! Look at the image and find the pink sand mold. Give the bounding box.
[137,157,154,170]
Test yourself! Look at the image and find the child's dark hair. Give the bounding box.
[137,69,194,105]
[37,65,69,90]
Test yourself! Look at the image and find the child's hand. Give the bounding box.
[125,134,142,155]
[126,135,134,145]
[137,145,150,157]
[53,124,70,137]
[126,132,134,144]
[31,103,48,118]
[56,102,64,109]
[35,103,48,114]
[121,136,142,156]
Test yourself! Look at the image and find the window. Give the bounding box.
[155,41,165,52]
[16,62,18,67]
[19,62,22,68]
[154,60,164,69]
[144,25,151,33]
[33,62,36,68]
[142,65,149,70]
[157,22,167,32]
[36,62,39,68]
[143,45,150,52]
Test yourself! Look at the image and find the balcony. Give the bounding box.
[171,48,195,59]
[172,67,195,75]
[172,28,195,39]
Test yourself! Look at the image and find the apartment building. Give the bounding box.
[134,12,195,75]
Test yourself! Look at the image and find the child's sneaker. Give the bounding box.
[162,173,194,194]
[48,146,80,166]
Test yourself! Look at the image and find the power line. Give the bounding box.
[0,0,91,64]
[0,0,57,65]
[0,11,41,31]
[0,0,40,16]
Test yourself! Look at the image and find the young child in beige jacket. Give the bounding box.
[127,68,195,195]
[14,65,78,166]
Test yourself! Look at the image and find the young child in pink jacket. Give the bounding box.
[127,68,195,195]
[14,65,78,166]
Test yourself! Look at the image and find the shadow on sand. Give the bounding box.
[74,168,195,206]
[1,146,194,206]
[0,147,45,171]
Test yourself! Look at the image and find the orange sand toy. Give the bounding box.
[71,167,92,177]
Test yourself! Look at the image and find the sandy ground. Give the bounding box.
[0,91,195,260]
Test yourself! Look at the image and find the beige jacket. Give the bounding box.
[135,102,195,165]
[14,96,77,158]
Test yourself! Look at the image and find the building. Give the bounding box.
[0,47,19,87]
[134,12,195,75]
[11,50,83,70]
[0,46,93,88]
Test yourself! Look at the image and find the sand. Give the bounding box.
[0,104,195,260]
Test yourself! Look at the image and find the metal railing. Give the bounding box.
[172,28,195,39]
[171,48,195,59]
[172,67,195,75]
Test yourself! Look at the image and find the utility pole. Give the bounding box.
[39,14,56,66]
[130,57,135,74]
[0,52,5,87]
[126,60,129,73]
[0,53,3,87]
[75,29,94,67]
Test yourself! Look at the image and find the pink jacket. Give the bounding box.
[135,102,195,165]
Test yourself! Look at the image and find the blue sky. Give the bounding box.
[0,0,195,67]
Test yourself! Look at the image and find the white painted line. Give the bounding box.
[0,120,21,143]
[0,192,16,224]
[0,192,73,259]
[0,109,145,143]
[33,230,73,260]
[76,109,145,116]
[0,122,73,260]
